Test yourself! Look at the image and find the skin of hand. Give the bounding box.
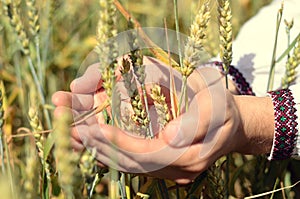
[52,56,274,184]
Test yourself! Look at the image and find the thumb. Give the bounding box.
[162,92,205,148]
[70,63,102,94]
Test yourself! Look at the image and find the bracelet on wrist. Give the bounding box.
[267,89,298,160]
[212,61,255,96]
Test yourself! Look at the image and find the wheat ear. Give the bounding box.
[28,107,51,181]
[54,112,83,199]
[120,58,149,136]
[218,0,233,74]
[281,37,300,88]
[182,2,210,77]
[150,85,171,129]
[96,0,118,99]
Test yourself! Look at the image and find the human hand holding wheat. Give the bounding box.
[52,56,275,184]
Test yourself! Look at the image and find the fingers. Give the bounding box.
[70,63,102,93]
[52,91,94,111]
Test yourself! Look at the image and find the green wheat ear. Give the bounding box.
[2,1,30,55]
[282,37,300,88]
[182,2,210,77]
[96,0,118,99]
[218,0,233,73]
[28,106,51,182]
[26,0,40,37]
[53,112,83,199]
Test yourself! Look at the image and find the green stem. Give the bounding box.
[270,178,280,199]
[13,53,25,116]
[267,7,283,92]
[157,179,169,199]
[225,72,229,199]
[3,135,17,199]
[178,76,187,115]
[0,135,5,174]
[26,56,52,129]
[35,36,43,86]
[173,0,183,68]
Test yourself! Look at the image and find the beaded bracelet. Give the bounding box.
[211,61,255,96]
[267,89,298,160]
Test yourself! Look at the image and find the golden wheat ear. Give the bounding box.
[282,37,300,88]
[218,0,233,74]
[182,2,211,78]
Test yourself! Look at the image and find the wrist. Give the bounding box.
[233,95,274,155]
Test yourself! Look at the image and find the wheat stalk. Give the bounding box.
[120,58,149,136]
[96,0,118,99]
[0,82,5,174]
[80,149,97,197]
[24,140,39,199]
[28,107,51,182]
[2,0,51,129]
[182,2,210,77]
[53,112,83,199]
[2,0,30,56]
[127,21,154,138]
[218,0,233,75]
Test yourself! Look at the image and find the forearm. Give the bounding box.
[234,95,274,155]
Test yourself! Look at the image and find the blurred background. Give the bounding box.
[6,1,300,198]
[0,0,272,130]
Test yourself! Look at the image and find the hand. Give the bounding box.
[52,56,274,184]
